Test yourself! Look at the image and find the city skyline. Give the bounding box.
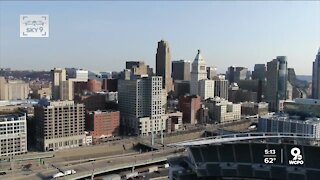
[0,1,320,75]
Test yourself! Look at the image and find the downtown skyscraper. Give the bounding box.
[190,50,207,95]
[118,76,167,136]
[312,48,320,99]
[266,56,288,112]
[156,40,174,93]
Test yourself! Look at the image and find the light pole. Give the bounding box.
[91,162,94,180]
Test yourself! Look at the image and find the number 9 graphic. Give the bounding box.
[291,147,302,160]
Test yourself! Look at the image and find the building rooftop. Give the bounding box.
[0,111,25,122]
[288,98,320,105]
[260,113,320,125]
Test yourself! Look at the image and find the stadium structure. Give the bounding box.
[168,132,320,180]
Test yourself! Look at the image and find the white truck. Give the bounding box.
[164,163,170,168]
[148,166,159,173]
[125,172,138,179]
[52,169,76,179]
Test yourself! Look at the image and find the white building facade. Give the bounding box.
[118,76,167,136]
[0,111,27,156]
[190,50,207,96]
[199,79,215,100]
[205,97,241,123]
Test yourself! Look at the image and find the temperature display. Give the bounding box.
[264,149,277,164]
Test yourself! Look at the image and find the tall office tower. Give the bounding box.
[51,68,67,100]
[214,79,229,100]
[118,76,166,136]
[0,109,27,156]
[227,66,235,83]
[266,56,288,112]
[156,40,174,92]
[34,100,86,151]
[172,60,191,81]
[207,66,218,80]
[190,50,207,95]
[199,79,215,100]
[126,61,153,76]
[312,48,320,99]
[234,67,248,82]
[252,64,266,81]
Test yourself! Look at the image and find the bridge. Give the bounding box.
[169,132,315,146]
[67,155,169,179]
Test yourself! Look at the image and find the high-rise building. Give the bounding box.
[0,77,30,100]
[266,56,288,112]
[234,67,248,82]
[206,66,217,80]
[227,66,248,82]
[172,60,191,81]
[214,79,229,100]
[173,80,190,98]
[227,66,235,83]
[199,79,215,100]
[34,100,86,151]
[51,68,67,100]
[118,76,166,136]
[252,64,266,81]
[156,40,174,92]
[190,50,207,95]
[312,48,320,99]
[0,109,27,156]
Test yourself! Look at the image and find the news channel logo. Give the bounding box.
[289,147,304,165]
[20,15,49,37]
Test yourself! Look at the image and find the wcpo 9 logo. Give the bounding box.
[289,147,304,165]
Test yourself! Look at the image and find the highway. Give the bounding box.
[1,148,184,180]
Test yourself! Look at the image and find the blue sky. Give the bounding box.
[0,1,319,75]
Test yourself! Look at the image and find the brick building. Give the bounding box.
[86,110,120,138]
[179,95,201,124]
[87,79,102,92]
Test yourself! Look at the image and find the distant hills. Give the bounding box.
[297,75,312,83]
